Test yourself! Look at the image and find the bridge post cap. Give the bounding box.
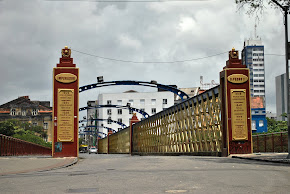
[229,47,238,60]
[62,46,71,58]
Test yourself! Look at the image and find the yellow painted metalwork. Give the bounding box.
[98,137,108,154]
[132,86,222,155]
[97,86,222,155]
[108,127,130,153]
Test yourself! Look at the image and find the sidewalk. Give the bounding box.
[0,156,78,176]
[231,153,290,164]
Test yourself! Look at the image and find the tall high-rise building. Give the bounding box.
[242,39,265,99]
[276,73,288,121]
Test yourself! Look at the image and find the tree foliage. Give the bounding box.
[0,119,51,148]
[266,117,288,133]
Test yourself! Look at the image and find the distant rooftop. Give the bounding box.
[244,39,263,47]
[251,96,265,109]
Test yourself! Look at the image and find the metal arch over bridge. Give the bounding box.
[79,80,190,101]
[79,118,128,128]
[79,104,150,118]
[79,129,109,138]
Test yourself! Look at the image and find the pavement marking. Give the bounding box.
[165,190,188,193]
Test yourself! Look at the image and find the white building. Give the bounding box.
[96,90,174,137]
[242,39,265,99]
[276,73,288,121]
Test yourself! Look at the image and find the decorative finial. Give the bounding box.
[229,47,238,59]
[62,46,71,58]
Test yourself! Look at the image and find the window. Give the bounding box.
[118,109,122,115]
[11,109,16,116]
[43,123,48,129]
[107,117,112,124]
[32,109,38,116]
[151,99,156,105]
[140,99,145,105]
[129,109,133,114]
[107,100,111,105]
[22,110,26,116]
[252,121,256,130]
[259,120,264,127]
[129,99,134,106]
[163,99,167,104]
[152,108,156,114]
[33,122,37,126]
[117,100,122,105]
[118,118,122,123]
[107,109,112,115]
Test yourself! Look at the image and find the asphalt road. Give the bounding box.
[0,154,289,193]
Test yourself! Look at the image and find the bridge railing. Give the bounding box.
[98,127,131,154]
[132,85,222,156]
[252,132,288,153]
[108,127,130,154]
[0,134,52,156]
[98,136,108,154]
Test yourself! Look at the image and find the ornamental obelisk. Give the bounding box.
[52,46,79,157]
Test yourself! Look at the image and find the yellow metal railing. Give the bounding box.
[108,127,130,154]
[98,137,108,154]
[97,86,222,156]
[132,86,222,155]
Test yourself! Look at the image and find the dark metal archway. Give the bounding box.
[79,118,127,128]
[79,80,189,101]
[79,104,149,118]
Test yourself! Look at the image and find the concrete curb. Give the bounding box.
[0,157,79,176]
[232,155,290,165]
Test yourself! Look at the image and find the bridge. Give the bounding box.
[1,47,289,193]
[0,46,277,158]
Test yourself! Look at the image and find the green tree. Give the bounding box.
[266,117,287,133]
[79,137,84,146]
[0,119,21,136]
[0,119,51,148]
[13,130,51,148]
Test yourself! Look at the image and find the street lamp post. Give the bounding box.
[272,0,290,158]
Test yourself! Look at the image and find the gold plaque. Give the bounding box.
[231,89,248,141]
[55,73,77,84]
[227,74,248,84]
[57,89,74,142]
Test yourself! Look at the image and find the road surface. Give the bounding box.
[0,154,289,193]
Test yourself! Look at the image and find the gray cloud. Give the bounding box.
[0,0,286,115]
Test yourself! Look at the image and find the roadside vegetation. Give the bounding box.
[0,119,51,148]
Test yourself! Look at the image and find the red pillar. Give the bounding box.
[220,48,253,156]
[130,113,139,154]
[52,46,79,157]
[107,131,113,154]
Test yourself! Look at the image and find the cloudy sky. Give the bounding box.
[0,0,286,114]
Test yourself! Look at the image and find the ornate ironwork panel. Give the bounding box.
[98,137,108,154]
[132,86,222,155]
[109,127,130,154]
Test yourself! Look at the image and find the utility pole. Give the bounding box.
[272,0,290,158]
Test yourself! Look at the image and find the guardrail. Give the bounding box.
[97,86,222,156]
[98,127,130,154]
[0,134,52,156]
[132,86,222,156]
[108,127,130,154]
[98,136,108,154]
[252,132,288,153]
